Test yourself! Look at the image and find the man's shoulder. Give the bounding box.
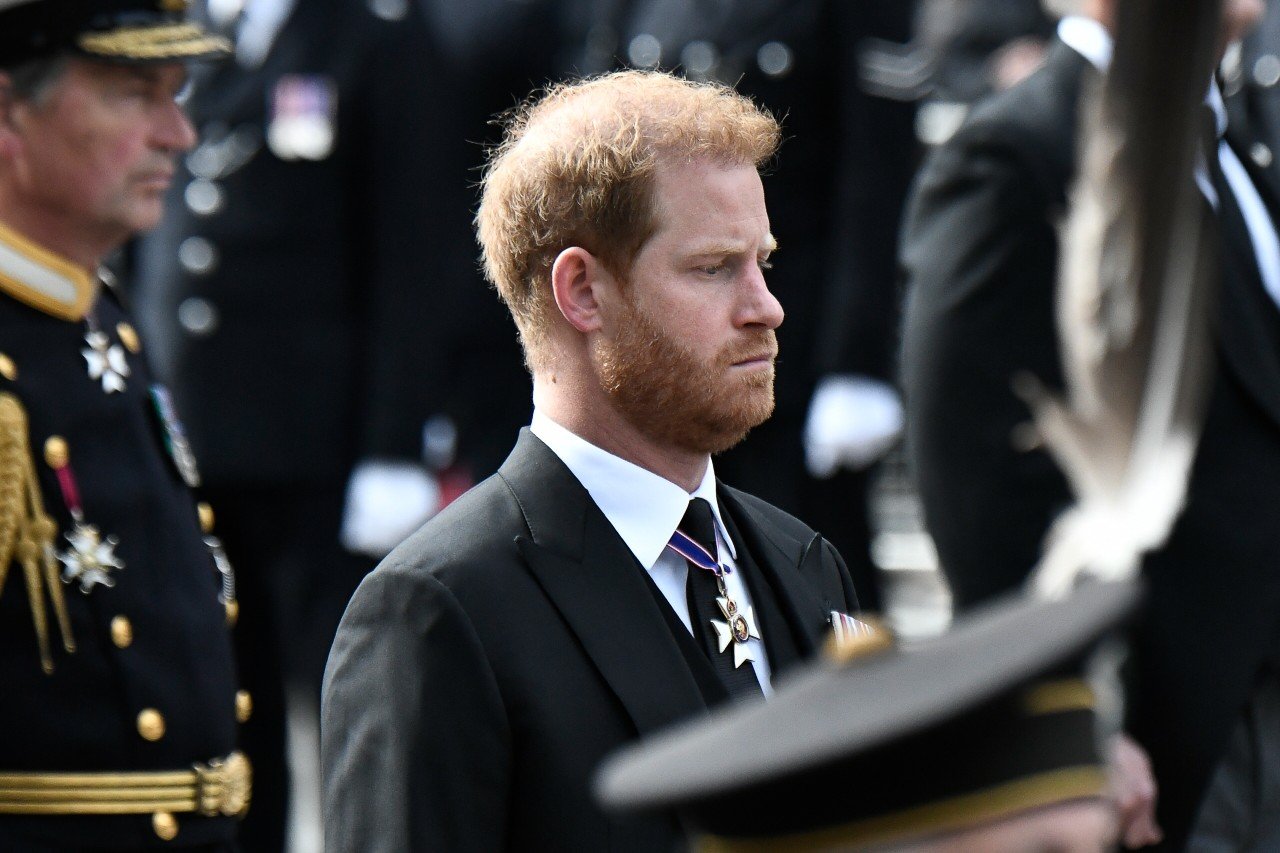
[914,44,1087,215]
[941,43,1088,168]
[720,483,821,545]
[366,472,529,592]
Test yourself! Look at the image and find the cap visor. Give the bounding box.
[596,579,1142,812]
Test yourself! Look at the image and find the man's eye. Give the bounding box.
[699,264,725,276]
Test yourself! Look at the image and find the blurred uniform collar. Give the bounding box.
[0,220,96,322]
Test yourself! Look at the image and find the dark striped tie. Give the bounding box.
[676,498,764,699]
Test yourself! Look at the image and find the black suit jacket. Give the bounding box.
[322,430,858,852]
[901,40,1280,847]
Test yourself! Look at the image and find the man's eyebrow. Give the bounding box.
[687,235,779,258]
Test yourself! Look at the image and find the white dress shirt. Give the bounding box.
[1058,16,1280,307]
[530,409,773,693]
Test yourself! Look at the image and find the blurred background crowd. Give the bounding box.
[114,0,1280,850]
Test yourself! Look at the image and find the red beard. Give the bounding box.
[592,295,778,455]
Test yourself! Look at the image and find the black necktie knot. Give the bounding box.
[679,498,719,561]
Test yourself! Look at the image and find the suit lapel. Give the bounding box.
[719,508,803,677]
[499,431,708,735]
[717,486,837,659]
[1216,129,1280,431]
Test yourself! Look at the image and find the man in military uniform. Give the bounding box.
[0,1,249,849]
[130,2,466,846]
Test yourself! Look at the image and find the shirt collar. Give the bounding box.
[530,408,736,570]
[1058,15,1113,71]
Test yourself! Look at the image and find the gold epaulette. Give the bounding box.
[0,392,74,673]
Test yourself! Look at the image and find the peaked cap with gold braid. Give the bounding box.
[0,0,230,67]
[597,581,1142,850]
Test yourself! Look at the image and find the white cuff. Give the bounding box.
[340,460,440,558]
[803,375,904,477]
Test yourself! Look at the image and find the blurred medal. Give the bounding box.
[267,74,337,161]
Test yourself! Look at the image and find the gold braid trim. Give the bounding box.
[0,393,74,673]
[1022,678,1096,716]
[0,750,252,817]
[697,766,1109,853]
[77,25,231,60]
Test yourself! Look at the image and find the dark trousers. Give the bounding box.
[202,483,376,853]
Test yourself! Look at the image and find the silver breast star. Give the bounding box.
[57,523,125,593]
[83,331,130,393]
[711,596,762,669]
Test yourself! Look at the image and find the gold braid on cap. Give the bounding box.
[0,392,74,674]
[76,24,231,60]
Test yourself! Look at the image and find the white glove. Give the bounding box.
[340,460,441,558]
[803,375,904,478]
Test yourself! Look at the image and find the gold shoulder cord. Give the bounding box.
[0,392,74,673]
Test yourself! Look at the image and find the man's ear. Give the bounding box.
[551,246,612,333]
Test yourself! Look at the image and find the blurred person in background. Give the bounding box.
[914,0,1055,146]
[900,0,1277,847]
[129,0,469,848]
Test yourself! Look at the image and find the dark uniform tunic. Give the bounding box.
[0,238,243,851]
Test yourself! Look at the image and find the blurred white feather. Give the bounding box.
[1020,0,1224,597]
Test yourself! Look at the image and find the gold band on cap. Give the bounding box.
[698,765,1109,853]
[77,24,230,60]
[1022,678,1096,717]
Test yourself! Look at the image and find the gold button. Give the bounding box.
[110,616,133,648]
[137,708,165,741]
[235,689,253,723]
[196,502,215,534]
[225,599,239,628]
[116,322,141,353]
[43,436,69,469]
[152,811,178,841]
[0,353,15,381]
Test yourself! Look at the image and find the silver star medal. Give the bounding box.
[712,596,762,669]
[57,523,125,592]
[83,330,130,393]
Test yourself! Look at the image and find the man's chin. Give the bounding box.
[124,197,168,234]
[693,394,776,456]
